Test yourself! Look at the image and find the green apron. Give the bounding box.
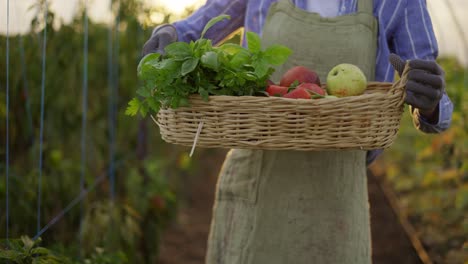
[206,0,378,263]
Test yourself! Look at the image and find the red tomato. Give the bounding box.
[283,87,311,99]
[266,85,289,97]
[297,83,326,96]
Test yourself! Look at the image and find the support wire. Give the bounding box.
[79,0,89,249]
[37,0,48,234]
[5,0,11,244]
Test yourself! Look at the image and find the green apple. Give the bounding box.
[326,64,367,97]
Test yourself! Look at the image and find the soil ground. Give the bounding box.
[157,150,422,264]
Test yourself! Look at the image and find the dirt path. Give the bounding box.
[158,151,422,264]
[367,169,422,264]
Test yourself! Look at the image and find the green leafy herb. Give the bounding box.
[125,98,141,116]
[201,14,231,38]
[127,14,292,117]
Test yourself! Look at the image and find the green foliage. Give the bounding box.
[379,57,468,263]
[0,236,72,264]
[200,14,230,39]
[0,0,200,262]
[0,236,128,264]
[129,15,292,116]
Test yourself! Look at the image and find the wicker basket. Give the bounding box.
[154,66,408,151]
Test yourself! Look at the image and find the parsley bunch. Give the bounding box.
[126,15,292,117]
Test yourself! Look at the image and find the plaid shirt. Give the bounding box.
[173,0,453,164]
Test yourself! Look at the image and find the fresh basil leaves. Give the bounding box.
[126,15,292,117]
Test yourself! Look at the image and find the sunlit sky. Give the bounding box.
[0,0,467,65]
[160,0,203,14]
[0,0,203,34]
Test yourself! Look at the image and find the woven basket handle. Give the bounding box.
[391,61,410,105]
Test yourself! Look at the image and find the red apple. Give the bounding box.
[266,85,289,97]
[297,83,326,96]
[280,66,321,87]
[283,87,311,99]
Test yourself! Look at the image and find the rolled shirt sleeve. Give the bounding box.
[410,93,453,133]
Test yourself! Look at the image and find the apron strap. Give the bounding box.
[358,0,374,14]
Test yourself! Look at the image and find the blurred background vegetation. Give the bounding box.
[0,0,209,263]
[373,57,468,263]
[0,0,466,263]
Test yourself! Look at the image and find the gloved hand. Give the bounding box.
[142,24,178,56]
[389,53,444,120]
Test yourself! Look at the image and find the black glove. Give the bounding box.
[389,54,445,119]
[142,24,178,56]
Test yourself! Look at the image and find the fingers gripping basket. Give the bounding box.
[155,65,408,151]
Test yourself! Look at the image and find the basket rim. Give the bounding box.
[159,81,402,109]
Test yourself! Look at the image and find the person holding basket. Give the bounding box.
[142,0,453,263]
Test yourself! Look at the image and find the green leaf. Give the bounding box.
[264,44,292,65]
[156,58,182,84]
[192,39,212,55]
[137,53,160,79]
[229,49,251,68]
[125,98,141,116]
[140,103,150,117]
[179,98,190,107]
[136,86,151,97]
[21,236,35,251]
[246,32,262,53]
[181,58,199,76]
[201,51,219,70]
[0,249,24,261]
[201,14,231,39]
[289,80,300,89]
[239,72,257,81]
[311,93,326,99]
[2,239,23,251]
[199,87,209,101]
[165,42,192,59]
[147,97,160,112]
[219,43,244,55]
[31,247,50,256]
[252,59,270,78]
